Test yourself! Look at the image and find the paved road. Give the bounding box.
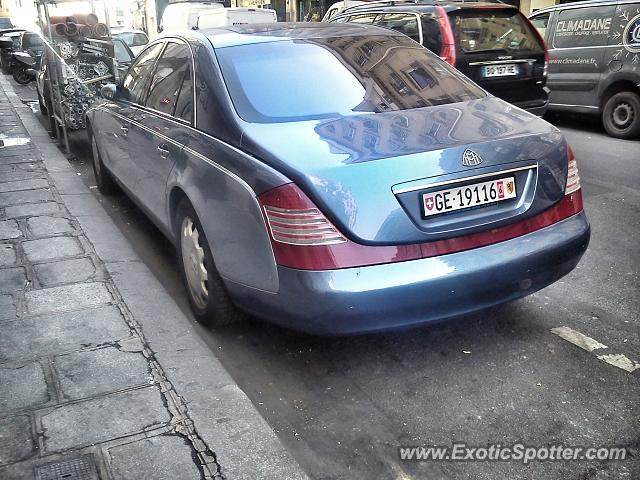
[13,83,640,479]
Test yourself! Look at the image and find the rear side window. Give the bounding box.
[122,43,163,105]
[529,13,550,39]
[375,13,421,43]
[116,32,149,47]
[449,9,543,53]
[146,42,193,121]
[552,6,615,49]
[421,13,442,53]
[215,35,485,123]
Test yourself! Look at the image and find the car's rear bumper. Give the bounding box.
[515,96,549,117]
[226,211,590,335]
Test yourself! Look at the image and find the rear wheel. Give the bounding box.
[175,199,246,328]
[12,67,31,85]
[602,91,640,139]
[90,134,118,194]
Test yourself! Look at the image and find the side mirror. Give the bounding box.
[100,83,117,100]
[0,37,13,49]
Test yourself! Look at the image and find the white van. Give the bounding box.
[321,1,364,22]
[196,8,277,28]
[159,1,225,33]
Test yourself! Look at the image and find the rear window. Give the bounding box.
[215,35,485,123]
[115,32,149,47]
[449,9,543,53]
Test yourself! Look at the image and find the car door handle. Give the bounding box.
[120,125,128,135]
[157,143,170,158]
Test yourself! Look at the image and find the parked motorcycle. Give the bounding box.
[11,50,38,84]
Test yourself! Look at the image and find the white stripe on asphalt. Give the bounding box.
[552,326,639,374]
[551,326,608,352]
[596,354,640,373]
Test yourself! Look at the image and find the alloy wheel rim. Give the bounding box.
[612,102,633,129]
[181,216,209,309]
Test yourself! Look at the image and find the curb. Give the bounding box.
[0,75,309,480]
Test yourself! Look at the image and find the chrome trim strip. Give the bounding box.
[98,105,280,274]
[550,44,625,51]
[100,107,261,197]
[548,103,598,109]
[392,165,537,194]
[469,59,536,66]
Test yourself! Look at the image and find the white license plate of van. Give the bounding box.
[483,64,518,77]
[422,177,517,217]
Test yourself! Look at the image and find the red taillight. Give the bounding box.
[258,183,352,270]
[435,6,456,66]
[261,186,346,246]
[258,182,583,271]
[565,145,581,195]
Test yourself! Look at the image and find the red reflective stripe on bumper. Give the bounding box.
[271,190,584,270]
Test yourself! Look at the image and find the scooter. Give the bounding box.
[11,50,38,84]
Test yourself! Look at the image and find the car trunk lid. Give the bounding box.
[241,96,567,245]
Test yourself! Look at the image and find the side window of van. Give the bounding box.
[552,6,616,49]
[530,13,550,39]
[376,13,421,43]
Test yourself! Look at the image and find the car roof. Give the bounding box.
[529,0,617,15]
[200,22,405,48]
[337,0,517,15]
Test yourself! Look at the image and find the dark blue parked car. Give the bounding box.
[87,23,590,334]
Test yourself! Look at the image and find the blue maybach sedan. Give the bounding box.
[87,23,590,334]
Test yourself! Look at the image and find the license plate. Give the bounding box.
[483,64,518,77]
[423,177,516,217]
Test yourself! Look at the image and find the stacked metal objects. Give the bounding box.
[43,13,114,130]
[47,13,108,40]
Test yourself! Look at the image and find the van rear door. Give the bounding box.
[449,7,547,109]
[545,4,615,108]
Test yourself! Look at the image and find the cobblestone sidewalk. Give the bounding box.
[0,83,222,478]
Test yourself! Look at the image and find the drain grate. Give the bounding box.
[34,455,99,480]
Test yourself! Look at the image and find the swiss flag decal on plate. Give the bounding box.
[424,196,434,211]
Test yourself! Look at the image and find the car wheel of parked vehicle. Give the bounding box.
[175,200,246,328]
[90,134,118,194]
[12,67,31,84]
[38,97,46,115]
[602,91,640,139]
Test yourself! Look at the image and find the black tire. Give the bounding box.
[0,56,9,73]
[602,91,640,140]
[42,92,57,137]
[89,133,118,194]
[12,67,31,85]
[174,199,246,328]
